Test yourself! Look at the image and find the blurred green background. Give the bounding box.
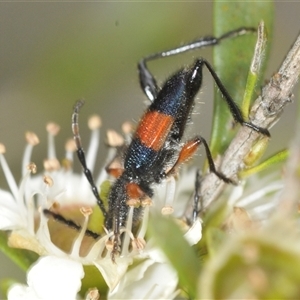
[0,2,299,291]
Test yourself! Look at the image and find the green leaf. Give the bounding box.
[148,213,200,298]
[210,1,274,156]
[0,231,38,272]
[240,148,289,178]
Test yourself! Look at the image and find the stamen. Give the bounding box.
[71,207,92,257]
[65,138,76,162]
[46,123,60,159]
[137,205,150,240]
[0,148,19,201]
[161,176,176,215]
[106,130,124,147]
[23,132,39,176]
[20,173,38,229]
[62,139,75,170]
[25,191,36,235]
[121,206,134,256]
[84,116,101,175]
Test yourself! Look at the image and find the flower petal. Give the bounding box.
[27,256,84,300]
[0,190,24,230]
[94,256,132,290]
[8,283,39,300]
[109,260,178,299]
[184,218,202,245]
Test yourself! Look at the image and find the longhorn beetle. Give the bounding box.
[71,27,270,261]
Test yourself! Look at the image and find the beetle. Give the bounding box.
[71,27,270,261]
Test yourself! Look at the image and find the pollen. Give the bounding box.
[88,115,102,130]
[25,131,40,146]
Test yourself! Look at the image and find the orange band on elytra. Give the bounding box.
[136,111,173,151]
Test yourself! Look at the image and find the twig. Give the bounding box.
[201,32,300,209]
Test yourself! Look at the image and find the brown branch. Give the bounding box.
[201,32,300,209]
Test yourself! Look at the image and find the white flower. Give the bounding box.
[8,256,84,300]
[223,172,285,233]
[0,116,202,299]
[109,218,202,300]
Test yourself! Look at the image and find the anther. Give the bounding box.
[126,198,141,208]
[106,130,124,147]
[51,201,60,210]
[105,239,114,252]
[44,158,60,171]
[132,237,146,251]
[27,162,37,174]
[65,139,77,152]
[161,205,174,215]
[88,115,102,130]
[43,175,53,187]
[80,206,93,217]
[0,143,6,154]
[122,121,134,134]
[85,288,100,300]
[46,122,60,136]
[25,132,40,146]
[141,197,152,207]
